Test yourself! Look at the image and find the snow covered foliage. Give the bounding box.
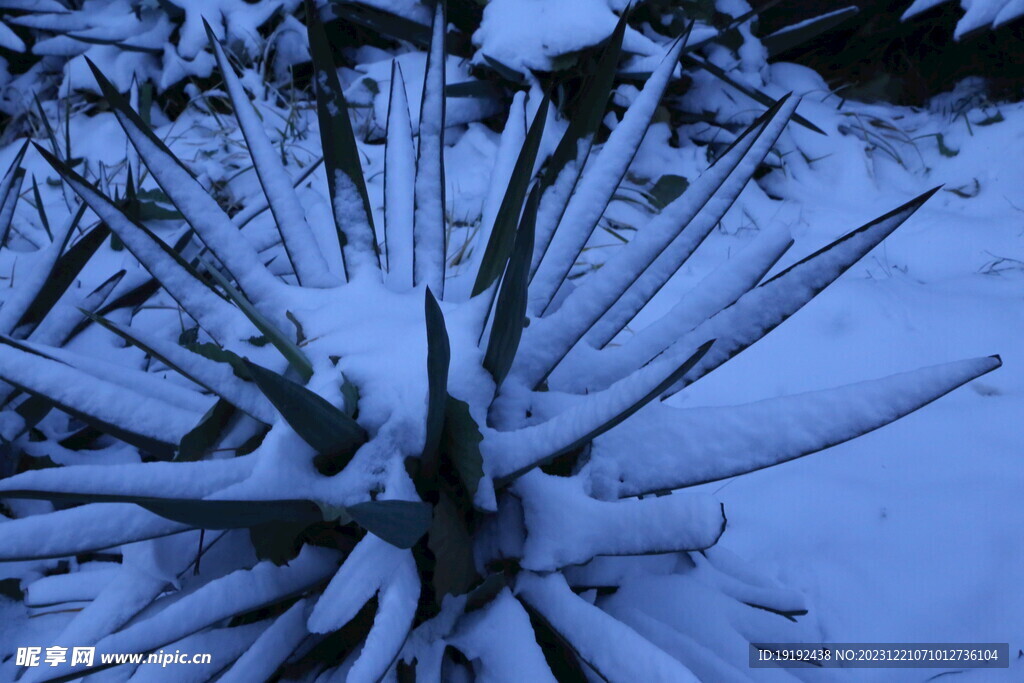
[903,0,1024,38]
[0,2,1003,681]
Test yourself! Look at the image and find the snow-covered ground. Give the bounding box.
[664,71,1024,679]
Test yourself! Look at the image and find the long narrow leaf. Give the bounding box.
[483,185,538,387]
[0,141,29,247]
[384,60,416,290]
[204,265,314,381]
[0,342,202,457]
[530,11,629,278]
[87,312,275,423]
[510,97,797,388]
[652,189,941,397]
[204,22,339,289]
[413,0,448,296]
[472,95,549,296]
[421,287,450,479]
[306,0,380,278]
[0,503,191,562]
[36,144,245,345]
[488,339,714,483]
[11,204,94,333]
[243,360,366,474]
[591,356,1002,498]
[529,37,688,316]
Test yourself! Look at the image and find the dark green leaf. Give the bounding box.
[306,0,380,273]
[421,288,449,478]
[464,573,507,613]
[647,174,689,210]
[243,360,367,471]
[347,499,432,549]
[327,1,431,47]
[445,80,502,99]
[30,175,52,241]
[427,492,478,597]
[680,54,826,135]
[440,396,484,498]
[204,265,314,381]
[15,205,97,331]
[762,6,859,57]
[472,96,548,296]
[177,399,236,462]
[186,341,252,380]
[483,185,537,385]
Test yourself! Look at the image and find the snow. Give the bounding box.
[217,598,310,683]
[588,355,1000,499]
[473,0,661,74]
[413,3,448,297]
[514,470,724,571]
[516,571,700,681]
[63,546,337,680]
[0,456,254,500]
[528,37,687,317]
[384,61,416,291]
[210,34,339,289]
[0,503,189,562]
[447,589,556,682]
[2,2,1024,678]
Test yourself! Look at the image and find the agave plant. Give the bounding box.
[0,2,1000,681]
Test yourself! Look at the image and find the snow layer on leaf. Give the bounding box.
[453,92,527,299]
[413,3,447,296]
[0,503,189,562]
[553,222,793,392]
[516,99,797,386]
[85,546,337,667]
[111,100,282,304]
[607,192,934,395]
[529,38,687,316]
[25,564,119,607]
[514,471,724,571]
[218,598,310,683]
[516,572,699,682]
[307,533,406,634]
[48,163,245,344]
[0,343,202,446]
[588,355,1001,498]
[209,34,338,289]
[13,339,214,414]
[125,621,268,682]
[384,61,416,290]
[0,456,254,500]
[473,0,660,73]
[0,208,74,334]
[448,589,556,683]
[95,317,276,423]
[346,550,419,683]
[485,337,707,480]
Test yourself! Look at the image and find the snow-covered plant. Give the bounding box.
[902,0,1024,39]
[0,0,305,121]
[0,2,1001,680]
